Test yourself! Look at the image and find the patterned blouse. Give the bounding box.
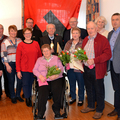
[1,37,22,63]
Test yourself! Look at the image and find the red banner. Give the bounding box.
[24,0,82,36]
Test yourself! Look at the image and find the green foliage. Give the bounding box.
[46,65,61,78]
[58,51,70,66]
[74,48,88,61]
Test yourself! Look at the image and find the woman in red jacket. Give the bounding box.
[16,28,42,107]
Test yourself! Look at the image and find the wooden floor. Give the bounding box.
[0,92,117,120]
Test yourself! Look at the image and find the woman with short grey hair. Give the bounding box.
[95,16,109,38]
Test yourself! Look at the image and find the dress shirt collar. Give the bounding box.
[48,34,54,40]
[43,55,53,62]
[113,27,120,33]
[88,33,97,40]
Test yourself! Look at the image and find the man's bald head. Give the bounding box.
[87,21,97,38]
[69,17,78,28]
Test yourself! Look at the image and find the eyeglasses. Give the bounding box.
[70,21,77,23]
[27,22,33,24]
[24,33,32,35]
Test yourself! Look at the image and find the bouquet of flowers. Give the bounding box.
[58,51,70,70]
[74,48,94,69]
[46,65,61,78]
[58,51,70,66]
[74,47,88,61]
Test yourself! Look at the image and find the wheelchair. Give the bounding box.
[32,73,69,120]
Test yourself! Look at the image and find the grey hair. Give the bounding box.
[46,23,56,29]
[95,16,107,27]
[87,21,97,28]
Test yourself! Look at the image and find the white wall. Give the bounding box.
[99,0,120,105]
[78,0,87,29]
[0,0,22,89]
[0,0,22,35]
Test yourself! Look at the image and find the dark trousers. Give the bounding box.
[83,66,105,113]
[21,72,34,98]
[0,64,9,96]
[67,69,84,101]
[110,61,120,117]
[38,77,63,117]
[5,62,22,98]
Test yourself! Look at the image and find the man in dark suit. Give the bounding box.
[107,13,120,120]
[0,24,10,99]
[40,23,64,55]
[17,18,42,46]
[40,24,64,100]
[63,17,88,45]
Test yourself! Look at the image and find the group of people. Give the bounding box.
[0,12,120,120]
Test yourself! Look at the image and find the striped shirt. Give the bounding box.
[84,35,96,67]
[1,37,22,63]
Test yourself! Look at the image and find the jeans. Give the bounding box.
[21,72,34,98]
[83,66,105,113]
[5,62,22,98]
[67,69,84,101]
[110,61,120,117]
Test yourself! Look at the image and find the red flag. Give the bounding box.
[24,0,82,34]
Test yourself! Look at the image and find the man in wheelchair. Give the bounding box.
[33,44,65,120]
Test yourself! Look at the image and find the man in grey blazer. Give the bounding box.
[107,13,120,120]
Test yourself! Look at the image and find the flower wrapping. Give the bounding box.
[58,51,70,66]
[66,63,70,70]
[46,65,61,79]
[38,79,48,86]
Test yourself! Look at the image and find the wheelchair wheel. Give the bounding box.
[62,79,69,118]
[32,79,38,120]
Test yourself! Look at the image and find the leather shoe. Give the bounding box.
[11,98,17,104]
[69,99,76,104]
[81,107,95,113]
[16,97,24,102]
[78,101,83,106]
[26,98,32,107]
[107,110,117,116]
[93,112,103,119]
[117,117,120,120]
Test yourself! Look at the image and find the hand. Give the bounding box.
[39,75,46,83]
[79,60,82,63]
[48,74,59,80]
[87,59,94,66]
[5,63,12,73]
[17,72,22,79]
[0,70,3,76]
[105,72,108,76]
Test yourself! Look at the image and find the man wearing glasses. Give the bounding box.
[63,17,88,45]
[17,18,42,46]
